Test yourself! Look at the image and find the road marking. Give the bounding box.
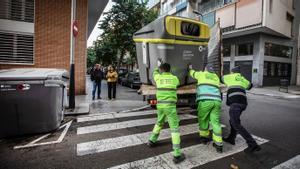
[272,155,300,169]
[108,135,269,169]
[14,120,72,149]
[118,105,151,113]
[77,123,226,156]
[77,110,155,123]
[77,123,198,156]
[77,114,195,135]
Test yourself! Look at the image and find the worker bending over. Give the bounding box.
[222,66,261,153]
[147,62,185,163]
[188,64,223,153]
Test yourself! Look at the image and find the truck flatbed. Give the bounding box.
[138,84,196,95]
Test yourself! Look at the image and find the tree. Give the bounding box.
[94,0,158,68]
[87,47,96,68]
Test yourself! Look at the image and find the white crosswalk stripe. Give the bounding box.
[272,155,300,169]
[77,114,195,135]
[77,110,155,123]
[108,135,269,169]
[76,109,269,169]
[77,123,198,156]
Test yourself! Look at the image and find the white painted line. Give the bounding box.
[77,123,226,156]
[77,114,195,135]
[118,105,151,113]
[77,110,155,123]
[108,135,269,169]
[272,155,300,169]
[14,120,73,149]
[77,123,198,156]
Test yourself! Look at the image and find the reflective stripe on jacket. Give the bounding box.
[189,69,221,101]
[153,68,179,108]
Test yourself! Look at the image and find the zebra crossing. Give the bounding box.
[75,108,269,169]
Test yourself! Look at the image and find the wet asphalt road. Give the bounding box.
[0,83,300,169]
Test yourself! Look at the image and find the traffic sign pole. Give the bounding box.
[69,0,76,109]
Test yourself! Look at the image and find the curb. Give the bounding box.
[248,92,300,99]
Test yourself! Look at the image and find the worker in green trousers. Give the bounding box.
[147,61,185,163]
[188,64,223,153]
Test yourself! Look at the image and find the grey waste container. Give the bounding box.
[133,15,210,85]
[0,68,69,138]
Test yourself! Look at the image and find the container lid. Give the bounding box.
[0,68,69,81]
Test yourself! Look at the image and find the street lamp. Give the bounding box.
[69,0,76,109]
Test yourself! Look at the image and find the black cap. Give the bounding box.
[231,66,241,73]
[159,63,171,72]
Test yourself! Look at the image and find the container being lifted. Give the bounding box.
[134,15,213,108]
[0,68,69,138]
[134,15,210,86]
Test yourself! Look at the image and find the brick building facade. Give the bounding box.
[0,0,90,95]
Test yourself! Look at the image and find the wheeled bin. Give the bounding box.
[133,15,210,85]
[0,68,69,138]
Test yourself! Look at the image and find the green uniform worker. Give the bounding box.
[188,64,223,153]
[147,62,185,163]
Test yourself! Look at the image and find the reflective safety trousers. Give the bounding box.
[153,69,180,109]
[149,107,182,157]
[198,100,223,146]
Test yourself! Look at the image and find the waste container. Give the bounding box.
[133,15,210,85]
[0,68,69,138]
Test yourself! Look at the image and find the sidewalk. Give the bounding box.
[249,86,300,99]
[71,76,146,115]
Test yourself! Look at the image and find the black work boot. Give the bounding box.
[223,136,235,145]
[244,144,261,154]
[173,153,186,164]
[199,137,211,144]
[147,140,156,147]
[213,143,223,153]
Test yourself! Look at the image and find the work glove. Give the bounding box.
[188,64,193,70]
[157,60,162,67]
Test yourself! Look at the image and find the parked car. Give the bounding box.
[118,68,128,84]
[120,72,141,89]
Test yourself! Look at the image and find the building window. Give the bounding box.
[264,61,291,77]
[202,12,215,27]
[222,43,231,57]
[236,43,253,56]
[264,43,293,58]
[0,0,34,23]
[198,0,236,14]
[286,12,294,22]
[224,0,232,5]
[0,32,34,64]
[223,61,230,75]
[263,62,268,76]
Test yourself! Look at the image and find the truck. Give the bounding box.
[133,15,222,108]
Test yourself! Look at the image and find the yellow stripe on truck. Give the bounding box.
[133,38,208,46]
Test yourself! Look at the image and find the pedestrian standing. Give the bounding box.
[222,66,261,153]
[106,65,118,100]
[147,61,185,164]
[91,64,103,100]
[188,64,223,153]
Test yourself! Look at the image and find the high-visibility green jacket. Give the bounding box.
[189,69,221,102]
[153,68,180,108]
[222,73,252,105]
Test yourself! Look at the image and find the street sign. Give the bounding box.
[73,20,79,37]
